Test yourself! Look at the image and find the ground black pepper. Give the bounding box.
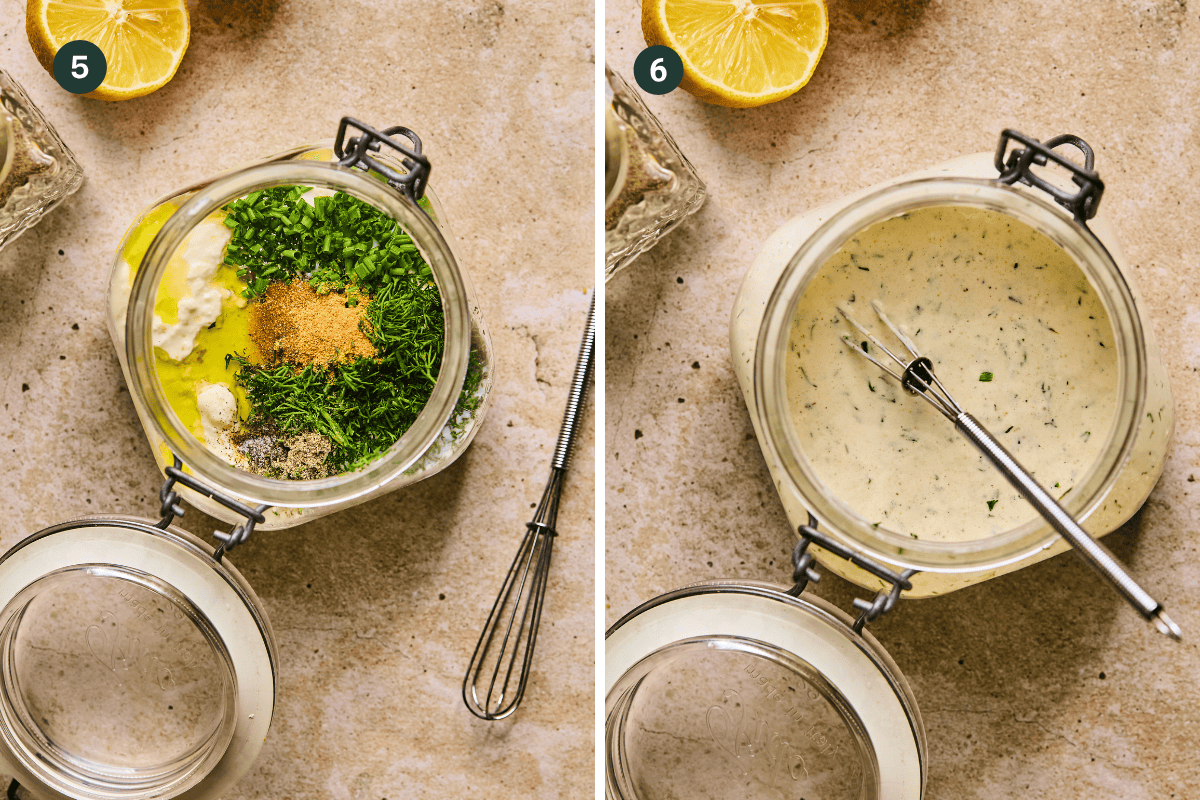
[604,124,671,230]
[0,111,52,208]
[233,420,333,479]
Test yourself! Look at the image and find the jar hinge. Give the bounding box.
[334,117,431,204]
[785,513,917,635]
[994,129,1104,223]
[156,454,271,561]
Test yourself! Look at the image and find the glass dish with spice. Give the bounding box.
[107,120,493,529]
[0,69,83,250]
[605,68,705,279]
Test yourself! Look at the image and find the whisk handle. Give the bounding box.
[955,412,1181,640]
[552,294,596,472]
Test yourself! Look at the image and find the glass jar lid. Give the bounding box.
[606,581,925,800]
[0,516,276,800]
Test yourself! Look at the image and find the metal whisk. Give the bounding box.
[463,293,595,720]
[840,299,1181,640]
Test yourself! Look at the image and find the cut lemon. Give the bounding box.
[27,0,190,101]
[643,0,828,108]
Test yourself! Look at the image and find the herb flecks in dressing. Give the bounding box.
[786,206,1117,542]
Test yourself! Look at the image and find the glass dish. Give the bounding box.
[0,69,83,251]
[605,68,705,279]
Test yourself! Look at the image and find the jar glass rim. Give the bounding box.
[124,161,471,508]
[754,178,1146,572]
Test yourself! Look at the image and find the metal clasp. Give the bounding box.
[334,117,431,202]
[156,455,271,561]
[994,130,1104,222]
[785,514,916,635]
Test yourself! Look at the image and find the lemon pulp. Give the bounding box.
[27,0,191,101]
[643,0,828,108]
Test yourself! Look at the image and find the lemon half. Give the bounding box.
[643,0,828,108]
[27,0,191,101]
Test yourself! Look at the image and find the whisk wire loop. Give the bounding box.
[837,299,1179,640]
[837,303,962,418]
[463,470,563,720]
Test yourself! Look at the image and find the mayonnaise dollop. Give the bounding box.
[196,382,241,464]
[152,219,233,361]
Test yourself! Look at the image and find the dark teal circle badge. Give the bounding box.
[53,41,107,95]
[633,46,684,95]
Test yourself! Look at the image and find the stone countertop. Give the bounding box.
[0,1,594,797]
[607,1,1200,797]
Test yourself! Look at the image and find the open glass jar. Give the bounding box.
[731,131,1173,596]
[106,120,494,530]
[605,68,706,279]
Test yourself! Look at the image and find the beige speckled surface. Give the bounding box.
[0,1,593,797]
[607,1,1200,797]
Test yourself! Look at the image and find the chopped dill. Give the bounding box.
[987,499,998,511]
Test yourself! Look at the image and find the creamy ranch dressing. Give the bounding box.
[731,154,1173,595]
[785,205,1118,542]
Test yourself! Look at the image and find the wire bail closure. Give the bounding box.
[786,514,917,635]
[334,117,431,203]
[156,454,271,561]
[994,130,1104,222]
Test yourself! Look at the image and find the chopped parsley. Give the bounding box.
[987,499,998,511]
[979,372,994,382]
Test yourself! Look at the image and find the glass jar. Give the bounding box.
[0,70,83,251]
[605,68,706,279]
[106,121,494,530]
[731,132,1173,597]
[0,515,276,800]
[606,579,926,800]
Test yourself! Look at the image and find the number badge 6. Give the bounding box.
[633,45,684,95]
